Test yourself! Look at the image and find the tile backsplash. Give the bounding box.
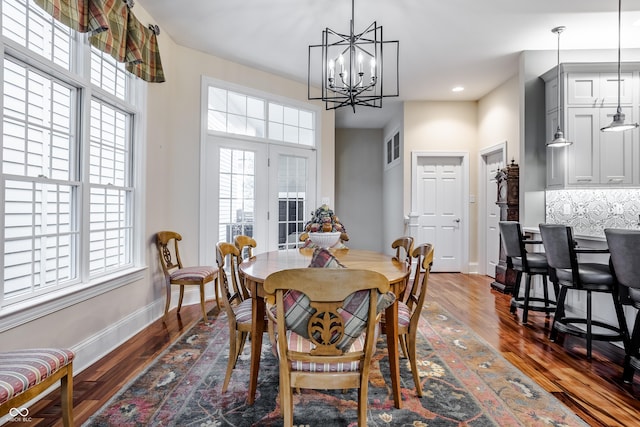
[546,189,640,237]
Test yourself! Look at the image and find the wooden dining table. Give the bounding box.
[239,247,411,409]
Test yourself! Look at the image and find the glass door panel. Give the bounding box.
[269,145,316,250]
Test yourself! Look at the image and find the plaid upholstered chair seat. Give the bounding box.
[231,298,253,324]
[0,348,74,426]
[169,266,216,281]
[283,331,365,372]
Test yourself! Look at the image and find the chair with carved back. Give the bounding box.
[155,231,217,322]
[381,243,434,397]
[216,242,253,392]
[234,235,257,300]
[264,268,389,427]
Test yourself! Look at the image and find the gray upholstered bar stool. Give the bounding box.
[539,224,629,359]
[605,228,640,383]
[499,221,557,324]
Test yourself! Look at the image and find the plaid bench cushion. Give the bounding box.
[0,348,75,405]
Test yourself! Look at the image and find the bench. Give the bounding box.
[0,348,74,426]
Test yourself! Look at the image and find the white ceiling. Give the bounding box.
[136,0,640,128]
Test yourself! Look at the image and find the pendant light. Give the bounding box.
[547,26,572,147]
[601,0,638,132]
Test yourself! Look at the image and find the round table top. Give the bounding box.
[239,248,409,285]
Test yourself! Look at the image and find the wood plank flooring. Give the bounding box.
[15,273,640,426]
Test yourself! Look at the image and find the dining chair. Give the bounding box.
[156,231,217,322]
[604,228,640,383]
[391,236,414,267]
[234,234,257,299]
[391,236,414,301]
[539,224,629,359]
[382,243,434,397]
[499,221,558,324]
[216,242,253,392]
[264,268,390,427]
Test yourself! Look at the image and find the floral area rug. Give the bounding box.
[84,301,588,427]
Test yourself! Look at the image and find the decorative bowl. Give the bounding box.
[308,231,341,248]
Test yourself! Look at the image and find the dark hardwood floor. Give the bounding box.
[16,273,640,426]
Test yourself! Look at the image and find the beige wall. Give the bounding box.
[403,101,478,266]
[478,75,520,160]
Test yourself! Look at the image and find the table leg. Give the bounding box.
[385,301,402,408]
[248,280,265,405]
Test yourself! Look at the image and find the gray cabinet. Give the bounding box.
[543,63,639,188]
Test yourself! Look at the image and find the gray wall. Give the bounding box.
[335,128,384,251]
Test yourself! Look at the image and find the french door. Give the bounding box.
[201,135,316,265]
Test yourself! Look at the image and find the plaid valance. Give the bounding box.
[125,14,165,83]
[34,0,165,83]
[34,0,108,34]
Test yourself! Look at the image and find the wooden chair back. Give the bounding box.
[263,268,389,426]
[156,230,184,276]
[216,242,244,309]
[234,235,257,299]
[392,236,414,267]
[407,243,434,319]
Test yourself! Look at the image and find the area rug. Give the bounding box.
[85,301,588,426]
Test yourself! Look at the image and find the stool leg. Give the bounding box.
[624,311,640,383]
[586,290,593,359]
[511,271,523,314]
[522,274,532,324]
[542,275,550,314]
[550,286,568,342]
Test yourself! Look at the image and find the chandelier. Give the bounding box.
[307,0,399,112]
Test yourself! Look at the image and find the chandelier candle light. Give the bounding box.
[308,0,399,112]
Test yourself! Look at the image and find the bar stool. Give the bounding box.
[605,228,639,383]
[539,223,629,359]
[499,221,557,324]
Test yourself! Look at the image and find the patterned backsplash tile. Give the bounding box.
[546,189,640,237]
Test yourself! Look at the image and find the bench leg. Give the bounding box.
[60,363,74,427]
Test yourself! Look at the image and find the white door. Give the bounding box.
[415,156,464,272]
[484,151,504,277]
[202,136,317,265]
[268,144,317,250]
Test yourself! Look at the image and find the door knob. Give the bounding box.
[454,218,461,223]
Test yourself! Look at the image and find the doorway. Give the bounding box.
[479,143,506,277]
[410,152,469,273]
[200,135,316,267]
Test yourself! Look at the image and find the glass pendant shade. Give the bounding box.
[548,127,571,147]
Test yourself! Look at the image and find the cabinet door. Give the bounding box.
[599,106,635,185]
[566,107,599,185]
[567,73,633,106]
[599,73,634,106]
[567,73,599,106]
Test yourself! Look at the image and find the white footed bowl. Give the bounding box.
[308,231,341,248]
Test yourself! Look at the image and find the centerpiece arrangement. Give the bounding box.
[303,204,349,248]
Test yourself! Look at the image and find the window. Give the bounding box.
[385,130,400,167]
[1,0,141,308]
[202,79,318,256]
[207,85,315,147]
